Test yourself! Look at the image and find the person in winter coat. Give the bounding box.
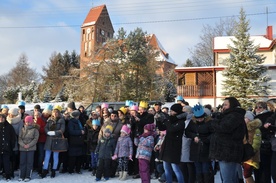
[135,123,155,183]
[264,111,276,182]
[180,106,196,183]
[253,101,274,183]
[18,116,39,182]
[186,104,214,183]
[68,110,85,174]
[95,125,116,181]
[131,101,154,179]
[242,111,262,183]
[156,103,186,183]
[85,118,101,175]
[41,105,65,178]
[112,124,133,181]
[209,97,246,183]
[153,130,166,183]
[0,114,16,181]
[35,105,52,175]
[7,107,24,178]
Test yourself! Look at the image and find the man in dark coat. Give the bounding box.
[0,114,16,180]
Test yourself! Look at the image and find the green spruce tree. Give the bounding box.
[222,8,270,109]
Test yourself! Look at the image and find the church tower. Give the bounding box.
[80,5,114,70]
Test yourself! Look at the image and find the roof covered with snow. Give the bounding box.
[214,35,274,50]
[147,34,175,65]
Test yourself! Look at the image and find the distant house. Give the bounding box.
[175,26,276,107]
[80,4,176,76]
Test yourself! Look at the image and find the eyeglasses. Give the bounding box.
[255,106,263,109]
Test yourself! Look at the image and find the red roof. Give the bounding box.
[82,4,106,25]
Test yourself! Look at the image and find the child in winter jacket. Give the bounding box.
[112,124,133,180]
[243,111,262,183]
[85,119,101,175]
[18,116,39,182]
[95,125,116,181]
[136,123,155,183]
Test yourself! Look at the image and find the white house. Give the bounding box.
[175,26,276,107]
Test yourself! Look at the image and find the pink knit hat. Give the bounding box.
[101,103,109,109]
[25,116,34,124]
[121,124,131,135]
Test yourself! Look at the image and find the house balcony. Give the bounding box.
[177,85,214,97]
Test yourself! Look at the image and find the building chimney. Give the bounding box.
[266,26,273,40]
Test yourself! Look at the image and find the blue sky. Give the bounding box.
[0,0,275,75]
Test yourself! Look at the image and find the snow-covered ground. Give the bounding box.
[4,170,222,182]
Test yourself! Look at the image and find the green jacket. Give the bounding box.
[244,118,262,169]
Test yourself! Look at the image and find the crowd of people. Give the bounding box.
[0,96,275,183]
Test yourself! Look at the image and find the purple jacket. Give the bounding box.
[114,135,133,158]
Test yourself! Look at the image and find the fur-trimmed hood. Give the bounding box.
[247,118,262,131]
[7,115,21,125]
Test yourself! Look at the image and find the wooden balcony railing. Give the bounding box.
[177,85,213,97]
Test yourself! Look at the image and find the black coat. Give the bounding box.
[157,115,185,163]
[68,118,85,156]
[0,121,16,154]
[185,117,214,162]
[85,120,100,153]
[255,111,274,154]
[131,112,154,138]
[209,107,246,163]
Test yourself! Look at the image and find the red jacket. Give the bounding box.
[36,117,46,143]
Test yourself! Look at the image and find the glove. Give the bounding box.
[47,131,55,136]
[112,155,117,160]
[129,155,133,161]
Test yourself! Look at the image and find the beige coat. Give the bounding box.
[18,124,39,151]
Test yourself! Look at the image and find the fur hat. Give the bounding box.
[8,108,19,116]
[144,123,155,132]
[245,111,255,121]
[67,102,76,110]
[70,110,80,118]
[170,103,183,115]
[121,124,131,135]
[25,116,34,124]
[105,125,113,134]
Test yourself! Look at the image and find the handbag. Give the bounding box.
[242,125,255,162]
[51,131,68,152]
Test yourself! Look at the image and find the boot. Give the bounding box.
[245,176,254,183]
[40,169,48,178]
[51,169,56,178]
[196,173,203,183]
[118,171,123,180]
[121,171,128,181]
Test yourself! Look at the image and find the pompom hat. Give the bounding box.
[121,124,131,135]
[144,123,155,132]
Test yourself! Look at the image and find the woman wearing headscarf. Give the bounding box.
[209,97,246,183]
